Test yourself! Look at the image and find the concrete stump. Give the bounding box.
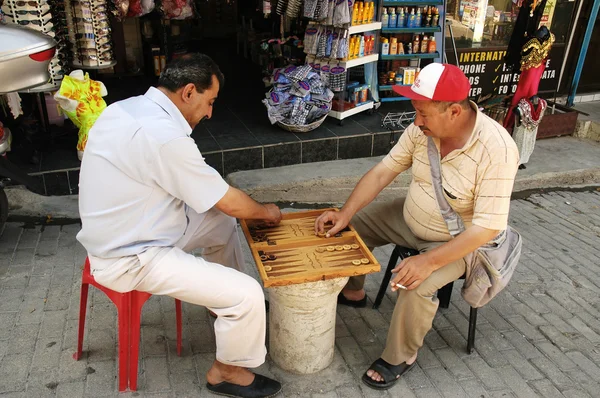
[268,277,349,374]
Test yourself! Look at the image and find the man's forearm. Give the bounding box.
[425,225,500,272]
[215,186,271,220]
[341,162,399,217]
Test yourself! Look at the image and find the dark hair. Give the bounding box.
[158,53,224,93]
[431,99,471,112]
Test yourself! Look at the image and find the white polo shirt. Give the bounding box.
[77,87,229,258]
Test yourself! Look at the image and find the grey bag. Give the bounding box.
[427,137,522,308]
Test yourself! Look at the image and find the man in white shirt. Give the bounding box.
[77,54,282,398]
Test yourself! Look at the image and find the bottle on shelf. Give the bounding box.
[359,35,365,57]
[381,7,389,27]
[398,7,405,28]
[407,42,413,54]
[421,35,428,54]
[362,2,369,24]
[390,37,398,55]
[370,1,375,22]
[381,37,389,55]
[416,8,422,28]
[398,39,405,54]
[415,67,421,81]
[352,2,360,25]
[425,7,432,27]
[408,8,416,28]
[433,7,439,26]
[413,35,420,54]
[428,36,436,53]
[388,7,396,28]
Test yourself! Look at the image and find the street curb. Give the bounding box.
[5,168,599,221]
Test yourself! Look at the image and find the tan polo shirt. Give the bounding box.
[382,102,519,242]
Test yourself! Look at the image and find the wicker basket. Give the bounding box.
[276,114,328,133]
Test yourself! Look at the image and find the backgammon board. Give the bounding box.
[240,209,380,287]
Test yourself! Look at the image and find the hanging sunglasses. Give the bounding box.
[11,0,41,6]
[8,9,52,16]
[15,19,54,28]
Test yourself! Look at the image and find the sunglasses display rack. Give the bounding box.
[67,0,116,69]
[2,0,70,92]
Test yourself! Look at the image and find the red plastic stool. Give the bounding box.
[73,257,182,391]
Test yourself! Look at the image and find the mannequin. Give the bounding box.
[503,26,554,129]
[512,94,547,169]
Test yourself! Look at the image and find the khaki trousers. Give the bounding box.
[348,198,466,365]
[88,206,267,368]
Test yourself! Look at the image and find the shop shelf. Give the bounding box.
[329,101,374,120]
[381,26,441,34]
[383,0,443,5]
[379,84,411,91]
[348,22,383,35]
[380,96,411,102]
[343,53,380,68]
[380,51,439,60]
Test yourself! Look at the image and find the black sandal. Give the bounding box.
[206,373,281,398]
[337,293,367,308]
[361,358,415,390]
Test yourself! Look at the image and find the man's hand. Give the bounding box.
[262,203,282,226]
[314,210,351,237]
[390,253,436,291]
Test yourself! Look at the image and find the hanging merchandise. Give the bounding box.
[263,64,333,131]
[503,26,554,129]
[66,0,117,68]
[328,63,347,92]
[512,97,547,168]
[276,0,287,15]
[285,0,301,18]
[127,0,155,17]
[54,70,108,160]
[504,0,548,72]
[160,0,194,19]
[1,0,70,92]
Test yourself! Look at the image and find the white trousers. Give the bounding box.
[89,207,267,368]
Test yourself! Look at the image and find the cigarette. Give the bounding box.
[393,283,407,290]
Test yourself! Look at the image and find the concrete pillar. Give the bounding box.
[268,277,349,374]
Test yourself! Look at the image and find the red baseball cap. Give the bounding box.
[392,63,471,102]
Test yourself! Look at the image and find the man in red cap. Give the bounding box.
[315,63,519,390]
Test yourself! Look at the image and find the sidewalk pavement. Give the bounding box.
[1,132,600,397]
[1,188,600,397]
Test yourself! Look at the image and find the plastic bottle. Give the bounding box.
[416,8,422,27]
[398,7,405,28]
[408,8,416,28]
[352,2,359,25]
[413,35,420,54]
[428,36,437,53]
[370,2,375,22]
[358,2,364,24]
[426,7,432,27]
[381,37,389,55]
[390,37,398,55]
[407,42,413,54]
[421,35,428,54]
[388,7,396,28]
[381,7,389,27]
[362,2,369,24]
[359,35,365,57]
[433,7,439,26]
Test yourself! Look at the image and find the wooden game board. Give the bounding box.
[240,209,380,287]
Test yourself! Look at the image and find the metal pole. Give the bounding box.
[567,0,600,107]
[555,0,585,112]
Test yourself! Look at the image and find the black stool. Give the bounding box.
[372,245,477,354]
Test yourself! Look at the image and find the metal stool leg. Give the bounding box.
[467,307,477,354]
[438,281,454,309]
[373,246,400,309]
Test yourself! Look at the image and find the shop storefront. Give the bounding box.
[443,0,577,100]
